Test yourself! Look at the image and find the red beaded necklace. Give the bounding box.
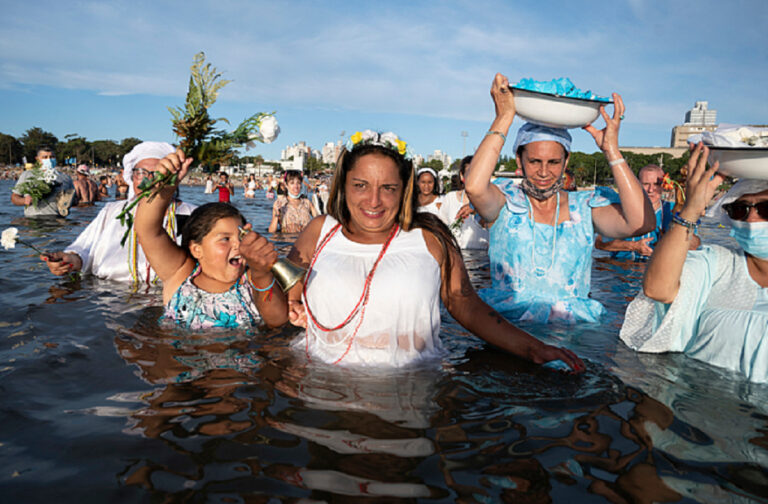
[303,222,400,364]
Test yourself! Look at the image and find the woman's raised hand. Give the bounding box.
[680,142,724,220]
[156,148,193,186]
[583,93,624,157]
[490,73,516,121]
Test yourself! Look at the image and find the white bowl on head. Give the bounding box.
[707,146,768,180]
[511,87,611,129]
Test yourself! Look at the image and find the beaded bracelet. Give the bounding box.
[249,275,276,301]
[671,212,700,240]
[608,158,625,167]
[486,130,507,142]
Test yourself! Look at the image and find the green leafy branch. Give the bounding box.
[116,51,277,246]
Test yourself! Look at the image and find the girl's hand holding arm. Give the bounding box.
[135,149,193,284]
[240,224,288,327]
[643,143,723,302]
[464,73,515,223]
[587,94,656,239]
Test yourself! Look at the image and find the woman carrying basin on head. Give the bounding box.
[464,73,655,324]
[620,143,768,383]
[285,129,583,370]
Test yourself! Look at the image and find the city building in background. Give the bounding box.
[670,101,718,148]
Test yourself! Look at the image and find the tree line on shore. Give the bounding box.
[2,126,692,186]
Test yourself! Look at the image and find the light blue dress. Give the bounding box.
[479,182,612,323]
[620,245,768,383]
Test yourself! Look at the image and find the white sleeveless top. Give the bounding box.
[297,216,444,366]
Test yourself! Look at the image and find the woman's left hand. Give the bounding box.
[533,345,585,373]
[583,93,624,157]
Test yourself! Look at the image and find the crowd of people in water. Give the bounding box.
[5,73,767,382]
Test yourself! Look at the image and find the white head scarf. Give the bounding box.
[416,167,438,180]
[122,142,176,199]
[706,178,768,225]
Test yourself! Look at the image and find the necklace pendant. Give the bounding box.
[534,267,548,277]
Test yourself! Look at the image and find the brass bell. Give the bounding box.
[270,258,307,292]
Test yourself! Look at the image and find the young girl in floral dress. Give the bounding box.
[135,149,288,330]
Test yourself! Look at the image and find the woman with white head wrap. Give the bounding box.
[415,167,443,217]
[464,73,654,323]
[620,143,768,383]
[41,141,196,285]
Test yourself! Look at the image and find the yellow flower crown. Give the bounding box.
[347,130,410,158]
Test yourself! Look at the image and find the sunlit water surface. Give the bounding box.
[1,180,767,503]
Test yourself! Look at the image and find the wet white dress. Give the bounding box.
[297,216,444,366]
[416,195,443,217]
[620,244,768,383]
[65,200,195,284]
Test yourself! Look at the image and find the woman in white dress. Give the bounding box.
[620,143,768,383]
[244,174,257,198]
[284,129,583,370]
[439,155,489,249]
[415,167,443,216]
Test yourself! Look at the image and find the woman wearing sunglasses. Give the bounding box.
[619,142,768,383]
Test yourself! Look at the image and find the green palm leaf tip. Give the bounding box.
[167,51,231,160]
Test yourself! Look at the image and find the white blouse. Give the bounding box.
[298,216,444,366]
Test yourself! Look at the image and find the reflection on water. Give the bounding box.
[1,180,767,502]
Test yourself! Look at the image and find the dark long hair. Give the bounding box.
[327,144,460,292]
[181,202,245,252]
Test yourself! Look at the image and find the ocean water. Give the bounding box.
[1,179,767,503]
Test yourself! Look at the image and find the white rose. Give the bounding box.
[259,116,280,144]
[361,130,378,143]
[1,227,19,250]
[379,132,399,147]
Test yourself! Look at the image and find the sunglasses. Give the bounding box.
[722,200,768,221]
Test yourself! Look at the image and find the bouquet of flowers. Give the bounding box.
[116,52,279,245]
[14,163,58,207]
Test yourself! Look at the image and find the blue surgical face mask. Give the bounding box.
[41,158,57,169]
[729,220,768,259]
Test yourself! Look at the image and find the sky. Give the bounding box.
[1,0,767,163]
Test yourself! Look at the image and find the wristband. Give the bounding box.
[249,276,276,292]
[608,158,625,167]
[671,212,700,240]
[249,274,276,302]
[485,130,507,143]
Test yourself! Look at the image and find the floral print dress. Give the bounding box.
[274,196,314,233]
[162,266,262,330]
[479,181,612,323]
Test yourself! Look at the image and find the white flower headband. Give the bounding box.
[346,130,411,159]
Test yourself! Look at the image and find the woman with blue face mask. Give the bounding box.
[620,142,768,383]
